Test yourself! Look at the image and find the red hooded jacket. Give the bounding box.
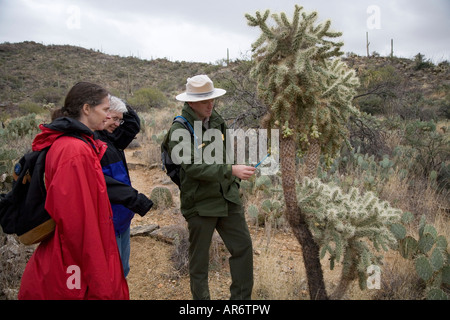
[18,118,129,300]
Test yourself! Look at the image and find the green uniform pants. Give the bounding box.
[187,203,253,300]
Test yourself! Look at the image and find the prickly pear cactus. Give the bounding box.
[393,213,449,300]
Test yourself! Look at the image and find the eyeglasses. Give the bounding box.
[112,117,124,125]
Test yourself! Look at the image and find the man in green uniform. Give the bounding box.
[166,75,256,300]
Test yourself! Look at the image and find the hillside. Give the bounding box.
[0,41,222,119]
[0,41,449,121]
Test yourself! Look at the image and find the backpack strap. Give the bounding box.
[172,116,199,149]
[173,116,194,133]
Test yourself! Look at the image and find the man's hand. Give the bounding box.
[232,165,256,180]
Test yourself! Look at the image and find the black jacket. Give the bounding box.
[95,106,152,234]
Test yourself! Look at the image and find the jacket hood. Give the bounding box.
[32,117,94,152]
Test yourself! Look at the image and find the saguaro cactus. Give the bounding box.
[246,5,359,299]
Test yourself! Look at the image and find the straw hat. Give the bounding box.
[176,75,226,102]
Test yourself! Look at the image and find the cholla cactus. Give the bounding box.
[246,5,360,300]
[297,178,402,299]
[246,5,360,176]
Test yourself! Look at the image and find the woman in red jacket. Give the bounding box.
[18,82,129,300]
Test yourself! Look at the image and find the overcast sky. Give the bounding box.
[0,0,449,63]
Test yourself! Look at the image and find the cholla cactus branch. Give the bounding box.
[297,178,402,299]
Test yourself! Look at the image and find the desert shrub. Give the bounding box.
[0,233,34,300]
[437,84,450,115]
[347,113,389,159]
[0,114,40,190]
[358,95,384,115]
[18,101,45,114]
[438,103,450,119]
[397,92,439,121]
[372,256,424,300]
[414,53,434,71]
[215,60,267,129]
[0,74,23,90]
[127,87,169,112]
[402,120,449,182]
[32,87,64,104]
[355,65,401,116]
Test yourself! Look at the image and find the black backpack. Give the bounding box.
[0,133,86,245]
[161,116,196,188]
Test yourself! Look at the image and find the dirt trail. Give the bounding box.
[124,148,353,300]
[126,148,236,299]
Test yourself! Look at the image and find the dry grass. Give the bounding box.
[137,106,180,165]
[372,252,425,300]
[252,246,307,300]
[0,235,35,300]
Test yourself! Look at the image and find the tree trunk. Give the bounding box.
[280,136,328,300]
[305,138,321,178]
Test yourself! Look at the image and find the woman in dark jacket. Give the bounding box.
[95,96,152,277]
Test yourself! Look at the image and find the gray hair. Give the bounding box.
[110,96,128,113]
